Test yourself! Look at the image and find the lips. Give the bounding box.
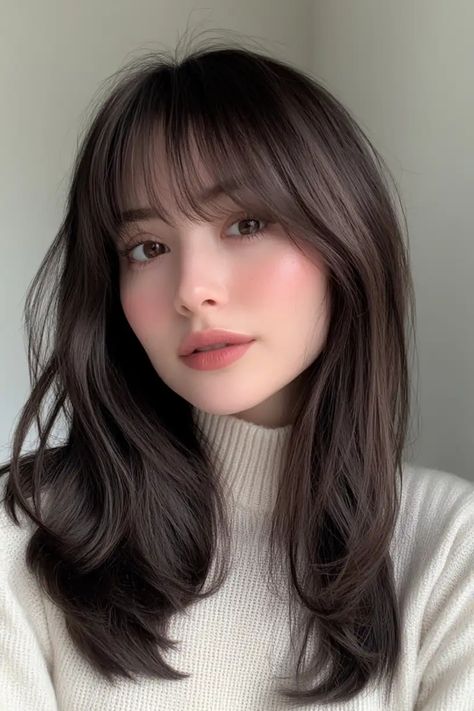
[179,329,255,356]
[193,343,229,353]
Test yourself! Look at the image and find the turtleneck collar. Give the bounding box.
[191,406,293,514]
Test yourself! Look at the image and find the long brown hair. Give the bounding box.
[0,30,418,706]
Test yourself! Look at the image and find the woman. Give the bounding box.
[1,34,473,710]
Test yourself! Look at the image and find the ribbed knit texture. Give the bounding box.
[1,406,473,710]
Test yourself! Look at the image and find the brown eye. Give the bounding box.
[226,216,268,239]
[134,241,162,260]
[120,240,165,267]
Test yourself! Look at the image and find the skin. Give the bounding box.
[118,155,331,429]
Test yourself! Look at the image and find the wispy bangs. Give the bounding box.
[96,56,320,246]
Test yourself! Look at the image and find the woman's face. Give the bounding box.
[118,158,330,428]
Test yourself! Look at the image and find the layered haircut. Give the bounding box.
[1,31,418,706]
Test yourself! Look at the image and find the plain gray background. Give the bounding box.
[1,1,473,482]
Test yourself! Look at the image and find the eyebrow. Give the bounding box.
[118,180,240,228]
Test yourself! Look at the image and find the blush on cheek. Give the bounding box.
[258,251,328,331]
[120,287,167,340]
[259,252,315,297]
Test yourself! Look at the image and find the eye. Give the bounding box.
[117,214,270,269]
[117,239,165,267]
[226,216,268,239]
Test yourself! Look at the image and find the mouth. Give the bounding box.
[178,330,255,357]
[180,340,255,370]
[191,343,232,354]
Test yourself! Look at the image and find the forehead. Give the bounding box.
[115,124,285,239]
[118,181,245,232]
[124,125,214,197]
[119,129,237,224]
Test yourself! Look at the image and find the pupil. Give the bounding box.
[241,219,257,234]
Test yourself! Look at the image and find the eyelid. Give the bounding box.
[120,210,271,245]
[117,211,279,274]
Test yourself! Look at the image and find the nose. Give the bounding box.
[173,236,230,316]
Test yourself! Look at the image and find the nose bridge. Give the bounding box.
[174,224,228,308]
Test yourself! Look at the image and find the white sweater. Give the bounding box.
[1,406,473,710]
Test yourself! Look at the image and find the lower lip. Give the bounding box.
[180,341,255,370]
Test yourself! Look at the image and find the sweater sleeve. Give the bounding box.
[0,506,59,711]
[414,490,474,711]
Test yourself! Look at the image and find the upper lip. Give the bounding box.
[179,329,255,356]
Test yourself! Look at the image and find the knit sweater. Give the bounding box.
[1,406,473,711]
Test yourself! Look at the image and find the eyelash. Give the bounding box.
[117,215,270,269]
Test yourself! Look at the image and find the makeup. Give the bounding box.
[180,341,254,371]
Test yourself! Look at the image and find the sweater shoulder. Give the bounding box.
[0,472,47,622]
[0,473,36,550]
[0,474,57,702]
[0,473,43,610]
[399,461,474,527]
[394,464,474,709]
[391,462,474,582]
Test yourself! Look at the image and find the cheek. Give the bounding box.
[257,248,330,360]
[250,249,325,309]
[119,246,328,340]
[120,279,167,339]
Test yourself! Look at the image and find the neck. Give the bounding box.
[192,406,293,513]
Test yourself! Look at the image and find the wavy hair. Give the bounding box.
[0,31,418,706]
